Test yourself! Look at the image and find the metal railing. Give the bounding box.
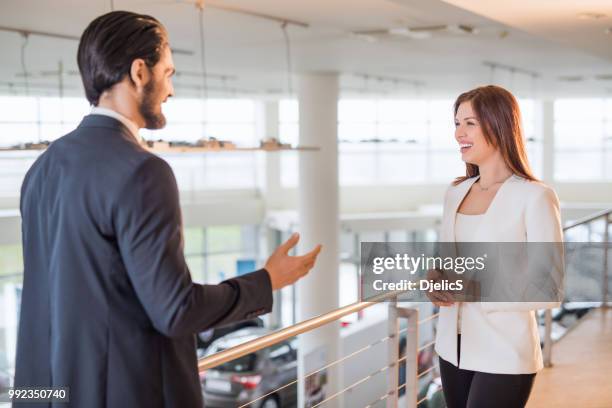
[198,289,441,407]
[198,208,612,406]
[542,208,611,367]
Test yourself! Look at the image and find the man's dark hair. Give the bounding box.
[77,11,166,106]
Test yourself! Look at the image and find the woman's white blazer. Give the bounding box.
[433,174,563,374]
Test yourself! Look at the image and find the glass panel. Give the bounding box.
[378,123,426,143]
[428,99,455,121]
[378,100,427,122]
[338,123,376,143]
[0,245,23,278]
[186,255,205,283]
[39,124,65,141]
[526,141,543,179]
[279,99,298,122]
[338,100,376,122]
[205,123,255,146]
[162,98,203,123]
[339,144,377,185]
[280,152,298,187]
[39,97,90,123]
[0,124,40,146]
[430,151,465,181]
[149,123,203,142]
[279,123,298,145]
[378,146,427,184]
[204,153,257,188]
[184,227,204,255]
[0,97,38,122]
[554,151,602,180]
[0,244,24,395]
[555,99,604,121]
[207,253,242,283]
[207,226,242,253]
[554,122,603,148]
[429,122,455,148]
[60,98,91,123]
[206,99,254,123]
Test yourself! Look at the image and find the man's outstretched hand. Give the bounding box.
[264,233,322,291]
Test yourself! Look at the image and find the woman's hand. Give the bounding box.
[425,268,455,307]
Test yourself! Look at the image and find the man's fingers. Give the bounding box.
[280,233,300,254]
[300,244,322,261]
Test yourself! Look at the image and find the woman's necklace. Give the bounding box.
[477,175,511,191]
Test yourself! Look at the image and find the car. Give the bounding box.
[197,318,264,353]
[201,328,297,408]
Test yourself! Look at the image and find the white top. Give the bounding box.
[454,213,483,334]
[90,106,140,141]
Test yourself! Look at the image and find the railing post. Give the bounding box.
[387,297,399,408]
[543,309,553,367]
[603,215,609,308]
[397,307,418,408]
[388,301,418,408]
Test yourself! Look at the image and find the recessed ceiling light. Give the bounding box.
[578,12,607,20]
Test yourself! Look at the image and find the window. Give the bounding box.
[279,100,299,187]
[0,95,260,196]
[143,98,259,190]
[280,98,538,186]
[183,225,260,284]
[554,99,611,180]
[268,342,293,362]
[0,243,24,394]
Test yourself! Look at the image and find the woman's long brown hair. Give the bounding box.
[452,85,537,185]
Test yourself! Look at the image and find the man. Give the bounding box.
[14,11,321,408]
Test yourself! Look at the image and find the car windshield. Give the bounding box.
[213,350,257,373]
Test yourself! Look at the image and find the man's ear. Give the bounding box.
[129,58,151,90]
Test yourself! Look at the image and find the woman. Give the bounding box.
[427,85,563,408]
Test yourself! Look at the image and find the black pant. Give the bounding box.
[439,335,536,408]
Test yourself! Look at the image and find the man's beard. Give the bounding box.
[139,80,166,130]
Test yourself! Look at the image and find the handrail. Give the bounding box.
[544,207,611,367]
[197,290,404,371]
[563,208,611,231]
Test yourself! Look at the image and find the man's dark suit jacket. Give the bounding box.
[14,114,273,407]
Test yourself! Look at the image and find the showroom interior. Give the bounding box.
[0,0,611,407]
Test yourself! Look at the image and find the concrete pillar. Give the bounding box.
[256,100,283,328]
[538,100,555,184]
[255,100,282,202]
[297,73,340,407]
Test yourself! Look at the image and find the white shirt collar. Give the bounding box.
[90,106,140,141]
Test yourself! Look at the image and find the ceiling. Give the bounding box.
[0,0,611,98]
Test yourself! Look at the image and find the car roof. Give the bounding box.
[211,327,273,350]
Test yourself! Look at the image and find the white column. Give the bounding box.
[538,99,555,184]
[297,73,340,407]
[255,100,282,203]
[256,100,283,328]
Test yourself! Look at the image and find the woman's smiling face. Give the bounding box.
[454,101,497,166]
